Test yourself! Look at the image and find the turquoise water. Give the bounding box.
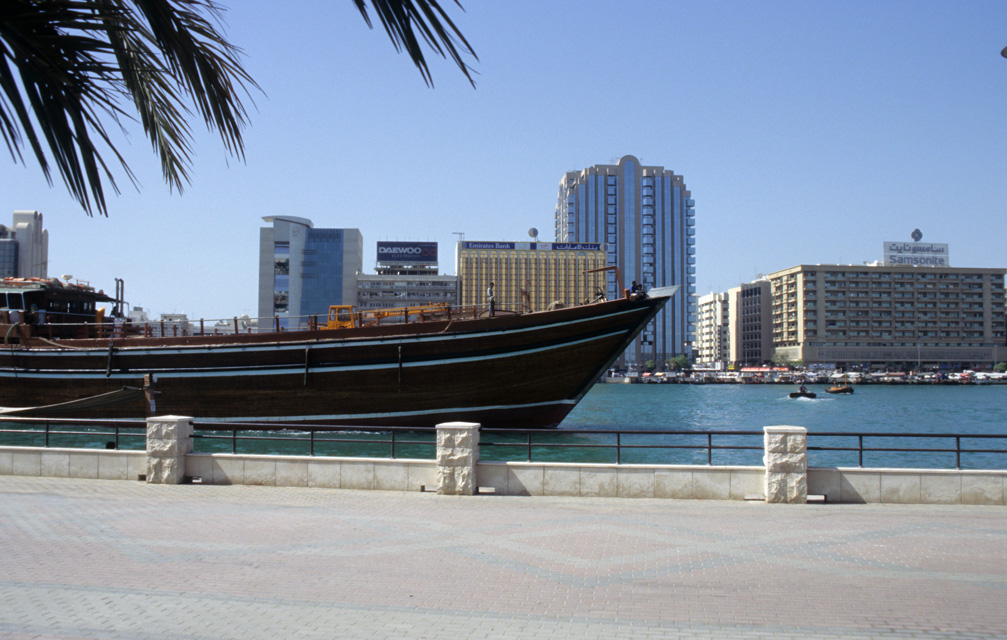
[2,384,1005,469]
[541,383,1007,469]
[562,383,1007,433]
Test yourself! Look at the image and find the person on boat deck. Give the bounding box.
[799,383,807,393]
[630,281,647,298]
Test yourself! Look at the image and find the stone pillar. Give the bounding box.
[436,421,480,495]
[763,425,808,504]
[146,415,193,484]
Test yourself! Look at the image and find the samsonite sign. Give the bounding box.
[883,242,950,267]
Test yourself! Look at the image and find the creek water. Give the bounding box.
[4,383,1005,469]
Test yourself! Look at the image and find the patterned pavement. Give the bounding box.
[1,476,1005,639]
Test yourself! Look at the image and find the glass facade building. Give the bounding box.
[554,155,696,368]
[300,229,351,319]
[0,233,17,278]
[257,217,362,330]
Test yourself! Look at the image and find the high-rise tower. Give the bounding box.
[555,155,696,367]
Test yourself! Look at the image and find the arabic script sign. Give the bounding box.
[882,241,950,267]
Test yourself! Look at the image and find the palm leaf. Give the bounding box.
[0,0,257,216]
[0,0,476,216]
[352,0,478,87]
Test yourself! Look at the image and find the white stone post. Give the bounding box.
[146,415,193,484]
[763,425,808,504]
[436,421,480,495]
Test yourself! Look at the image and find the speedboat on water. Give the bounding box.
[789,390,817,399]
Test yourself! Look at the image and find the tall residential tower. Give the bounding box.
[555,155,695,367]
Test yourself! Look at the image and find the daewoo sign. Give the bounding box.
[376,241,437,264]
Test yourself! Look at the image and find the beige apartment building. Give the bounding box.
[456,241,607,312]
[768,264,1007,368]
[695,292,729,368]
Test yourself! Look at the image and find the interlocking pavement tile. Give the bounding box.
[0,477,1005,639]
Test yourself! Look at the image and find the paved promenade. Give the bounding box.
[1,477,1005,640]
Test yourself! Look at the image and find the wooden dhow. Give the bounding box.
[0,279,677,428]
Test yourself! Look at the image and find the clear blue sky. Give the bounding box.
[3,0,1005,320]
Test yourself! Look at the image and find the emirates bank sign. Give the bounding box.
[377,241,437,264]
[883,241,950,267]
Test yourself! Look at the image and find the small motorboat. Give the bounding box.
[825,375,855,395]
[789,384,816,399]
[825,384,854,394]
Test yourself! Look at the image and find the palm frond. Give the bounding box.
[0,0,475,217]
[352,0,478,87]
[0,0,257,216]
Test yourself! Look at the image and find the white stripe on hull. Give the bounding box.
[0,328,626,380]
[195,398,578,424]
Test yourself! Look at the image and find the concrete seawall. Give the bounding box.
[1,418,1005,505]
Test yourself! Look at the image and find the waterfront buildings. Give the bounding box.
[127,306,150,325]
[356,241,458,311]
[554,155,696,368]
[125,306,200,337]
[257,216,363,330]
[152,313,191,338]
[727,279,773,367]
[456,241,607,312]
[695,292,729,368]
[767,264,1007,369]
[0,210,48,278]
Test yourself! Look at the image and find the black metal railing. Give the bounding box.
[0,416,147,450]
[2,417,1006,471]
[190,422,437,459]
[807,432,1007,470]
[479,428,765,466]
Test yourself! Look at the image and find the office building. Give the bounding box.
[727,279,773,366]
[555,155,696,368]
[356,241,458,311]
[768,264,1007,368]
[695,292,729,369]
[456,241,606,312]
[257,216,362,330]
[0,210,48,278]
